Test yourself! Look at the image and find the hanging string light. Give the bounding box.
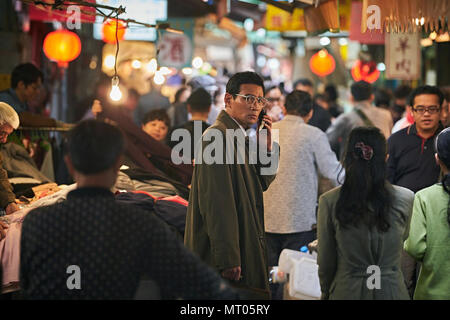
[109,15,123,102]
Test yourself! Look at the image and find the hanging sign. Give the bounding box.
[385,32,421,80]
[157,19,194,69]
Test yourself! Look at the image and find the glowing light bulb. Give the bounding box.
[109,76,122,101]
[192,57,203,69]
[132,59,142,69]
[153,71,165,85]
[320,37,331,46]
[104,55,115,69]
[159,67,171,75]
[146,58,157,74]
[182,67,193,75]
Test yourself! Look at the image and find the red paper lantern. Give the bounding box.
[102,19,126,44]
[309,49,336,77]
[351,60,380,83]
[43,29,81,68]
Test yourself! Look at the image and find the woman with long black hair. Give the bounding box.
[317,126,414,299]
[404,127,450,299]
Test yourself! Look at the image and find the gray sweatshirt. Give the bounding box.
[264,115,343,233]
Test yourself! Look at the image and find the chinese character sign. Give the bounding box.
[157,19,194,69]
[385,32,421,80]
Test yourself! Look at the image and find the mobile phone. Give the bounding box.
[258,108,266,131]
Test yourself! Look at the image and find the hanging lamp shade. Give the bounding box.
[351,60,380,83]
[102,19,126,44]
[43,29,81,68]
[309,49,336,77]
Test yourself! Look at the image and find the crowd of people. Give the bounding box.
[0,61,449,300]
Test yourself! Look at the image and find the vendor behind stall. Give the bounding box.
[0,102,20,215]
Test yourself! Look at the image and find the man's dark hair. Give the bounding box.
[174,86,190,103]
[226,71,265,96]
[11,63,43,89]
[285,90,313,117]
[408,85,444,107]
[265,85,282,95]
[324,84,338,102]
[374,88,392,108]
[142,109,170,128]
[127,88,140,99]
[187,88,211,113]
[293,78,313,89]
[66,120,125,175]
[394,85,412,100]
[351,81,372,102]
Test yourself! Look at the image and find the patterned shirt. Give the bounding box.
[20,187,238,299]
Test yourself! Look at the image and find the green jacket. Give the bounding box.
[317,185,413,300]
[404,183,450,300]
[184,110,278,297]
[0,152,15,209]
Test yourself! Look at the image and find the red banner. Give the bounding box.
[29,0,96,24]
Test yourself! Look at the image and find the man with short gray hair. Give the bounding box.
[0,102,20,215]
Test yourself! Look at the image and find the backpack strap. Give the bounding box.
[353,108,375,127]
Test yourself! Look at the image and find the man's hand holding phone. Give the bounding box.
[257,109,273,152]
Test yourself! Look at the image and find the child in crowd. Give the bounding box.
[141,109,170,143]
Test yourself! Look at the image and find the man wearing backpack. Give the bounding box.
[326,81,393,160]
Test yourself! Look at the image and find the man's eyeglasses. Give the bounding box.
[412,105,441,114]
[234,94,268,108]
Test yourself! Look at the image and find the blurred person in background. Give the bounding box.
[294,78,331,132]
[439,87,450,127]
[167,85,191,128]
[374,87,392,110]
[264,86,286,122]
[327,81,393,160]
[391,85,413,127]
[0,63,60,127]
[134,77,171,125]
[324,84,343,118]
[169,88,211,162]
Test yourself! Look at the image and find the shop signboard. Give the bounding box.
[385,32,421,80]
[157,19,194,69]
[265,5,305,31]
